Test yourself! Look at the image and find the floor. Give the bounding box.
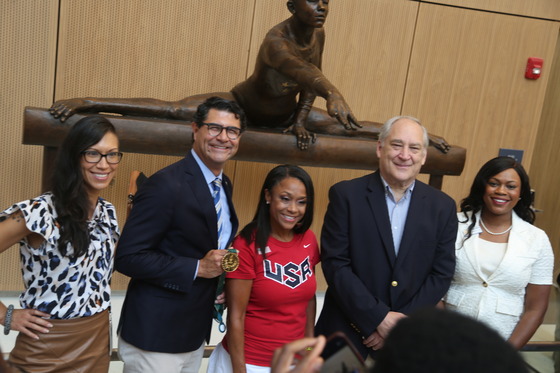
[1,290,559,373]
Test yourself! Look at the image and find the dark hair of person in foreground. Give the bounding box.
[371,308,529,373]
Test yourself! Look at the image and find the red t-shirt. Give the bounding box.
[222,230,320,366]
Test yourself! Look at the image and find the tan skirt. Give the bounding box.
[9,309,110,373]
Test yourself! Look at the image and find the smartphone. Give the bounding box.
[320,332,368,373]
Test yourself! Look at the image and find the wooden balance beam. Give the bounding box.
[22,107,466,190]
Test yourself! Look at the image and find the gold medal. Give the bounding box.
[222,250,239,272]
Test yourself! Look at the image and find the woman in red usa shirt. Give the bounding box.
[208,165,319,373]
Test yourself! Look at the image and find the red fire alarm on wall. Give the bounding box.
[525,57,543,80]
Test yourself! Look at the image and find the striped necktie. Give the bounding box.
[212,177,227,332]
[212,178,223,245]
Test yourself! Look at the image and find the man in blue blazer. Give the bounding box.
[315,116,458,359]
[115,97,247,372]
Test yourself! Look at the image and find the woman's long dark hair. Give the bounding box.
[50,116,117,258]
[238,165,314,256]
[459,156,534,243]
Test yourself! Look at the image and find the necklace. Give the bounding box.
[480,219,512,236]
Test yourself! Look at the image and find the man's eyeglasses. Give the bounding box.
[82,150,123,164]
[200,122,243,140]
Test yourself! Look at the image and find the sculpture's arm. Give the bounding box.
[293,90,316,126]
[49,97,184,122]
[263,37,360,131]
[283,90,317,150]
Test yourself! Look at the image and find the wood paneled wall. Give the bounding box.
[425,0,560,20]
[1,1,58,290]
[1,0,559,293]
[404,3,559,203]
[530,35,560,270]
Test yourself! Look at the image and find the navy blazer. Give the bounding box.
[116,152,238,353]
[315,171,457,358]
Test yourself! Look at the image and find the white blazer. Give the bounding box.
[444,211,553,340]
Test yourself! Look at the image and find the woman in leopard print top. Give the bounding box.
[0,115,122,372]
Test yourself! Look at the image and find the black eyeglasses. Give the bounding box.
[200,122,243,140]
[81,150,123,164]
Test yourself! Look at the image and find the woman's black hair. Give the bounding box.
[238,165,314,257]
[459,156,534,243]
[50,115,118,258]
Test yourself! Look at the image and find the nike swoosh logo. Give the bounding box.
[304,244,311,248]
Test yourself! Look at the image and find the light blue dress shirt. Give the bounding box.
[381,177,415,255]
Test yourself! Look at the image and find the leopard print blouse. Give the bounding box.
[1,192,119,319]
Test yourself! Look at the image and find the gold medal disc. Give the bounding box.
[222,251,239,272]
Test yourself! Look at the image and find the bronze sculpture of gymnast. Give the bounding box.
[49,0,449,153]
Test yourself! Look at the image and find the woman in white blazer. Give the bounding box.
[444,156,554,349]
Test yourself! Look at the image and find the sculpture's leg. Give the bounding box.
[175,92,236,121]
[304,108,381,139]
[305,108,449,153]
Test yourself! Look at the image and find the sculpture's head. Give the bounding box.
[287,0,329,28]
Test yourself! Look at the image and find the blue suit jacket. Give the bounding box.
[315,171,457,358]
[115,152,238,353]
